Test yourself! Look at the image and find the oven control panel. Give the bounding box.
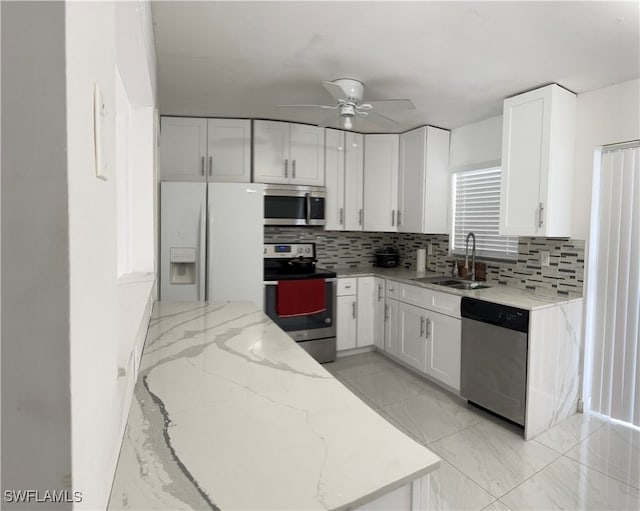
[264,243,315,258]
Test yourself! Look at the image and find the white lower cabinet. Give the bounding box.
[384,298,400,357]
[382,280,461,392]
[372,277,386,350]
[425,310,461,391]
[398,302,428,372]
[337,294,357,351]
[337,276,385,352]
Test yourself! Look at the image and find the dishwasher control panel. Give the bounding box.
[460,298,529,333]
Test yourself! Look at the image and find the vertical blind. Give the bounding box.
[587,142,640,427]
[451,167,518,259]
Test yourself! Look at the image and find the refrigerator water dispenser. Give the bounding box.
[170,247,196,285]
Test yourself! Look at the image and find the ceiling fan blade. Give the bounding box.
[322,81,348,102]
[367,99,415,112]
[277,104,338,110]
[364,110,400,128]
[317,111,341,128]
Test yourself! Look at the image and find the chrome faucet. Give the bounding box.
[465,232,476,282]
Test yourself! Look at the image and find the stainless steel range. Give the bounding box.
[263,243,336,363]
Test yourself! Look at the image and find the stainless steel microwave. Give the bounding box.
[263,184,326,226]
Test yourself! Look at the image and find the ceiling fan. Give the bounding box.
[278,78,415,131]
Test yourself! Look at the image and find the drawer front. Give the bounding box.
[427,290,461,319]
[398,283,431,307]
[337,278,357,296]
[385,280,400,300]
[385,281,461,318]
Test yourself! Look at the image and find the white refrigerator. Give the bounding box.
[160,182,265,307]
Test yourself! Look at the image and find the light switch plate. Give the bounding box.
[93,83,108,180]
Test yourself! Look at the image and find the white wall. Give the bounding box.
[449,115,502,170]
[1,2,73,508]
[66,1,157,509]
[571,79,640,240]
[65,3,120,509]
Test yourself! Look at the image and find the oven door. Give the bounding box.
[263,278,336,341]
[263,185,326,226]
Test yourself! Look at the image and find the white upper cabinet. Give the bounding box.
[324,129,346,230]
[398,126,450,234]
[160,117,207,181]
[500,84,576,236]
[363,134,399,232]
[160,117,251,182]
[253,120,325,186]
[325,129,364,231]
[207,119,252,182]
[289,123,325,186]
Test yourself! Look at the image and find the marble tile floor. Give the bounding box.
[323,351,640,510]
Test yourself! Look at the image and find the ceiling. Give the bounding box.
[151,1,640,133]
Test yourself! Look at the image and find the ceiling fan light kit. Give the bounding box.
[277,77,415,131]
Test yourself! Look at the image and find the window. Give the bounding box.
[450,166,518,260]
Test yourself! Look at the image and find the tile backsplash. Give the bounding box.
[264,227,584,298]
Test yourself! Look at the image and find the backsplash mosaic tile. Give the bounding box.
[264,227,585,298]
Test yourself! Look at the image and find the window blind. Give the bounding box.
[451,167,518,260]
[586,143,640,428]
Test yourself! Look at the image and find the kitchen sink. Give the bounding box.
[448,281,491,290]
[411,276,491,290]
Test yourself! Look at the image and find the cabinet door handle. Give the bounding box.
[384,304,389,321]
[339,207,344,225]
[201,156,205,176]
[377,284,383,301]
[426,318,431,339]
[208,156,213,177]
[391,210,396,227]
[359,208,363,226]
[352,301,356,319]
[398,211,402,226]
[420,317,425,337]
[292,159,296,179]
[539,202,544,228]
[284,159,288,178]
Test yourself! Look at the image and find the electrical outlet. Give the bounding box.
[540,251,550,267]
[427,243,433,255]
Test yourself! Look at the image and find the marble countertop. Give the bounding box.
[334,266,582,311]
[109,301,440,511]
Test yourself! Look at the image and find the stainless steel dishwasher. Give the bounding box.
[460,297,529,427]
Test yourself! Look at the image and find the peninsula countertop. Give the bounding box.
[109,301,440,511]
[333,266,583,311]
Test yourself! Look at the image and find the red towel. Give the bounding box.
[276,279,326,317]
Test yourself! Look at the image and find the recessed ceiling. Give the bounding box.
[151,1,640,132]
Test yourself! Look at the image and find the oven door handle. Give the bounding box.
[264,278,336,285]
